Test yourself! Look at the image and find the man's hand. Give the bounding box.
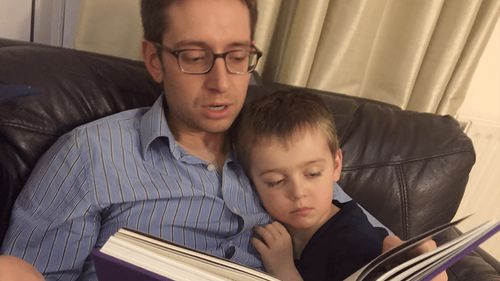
[252,221,303,281]
[0,256,45,281]
[382,235,448,281]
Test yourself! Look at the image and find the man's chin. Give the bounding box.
[201,120,235,134]
[204,126,232,134]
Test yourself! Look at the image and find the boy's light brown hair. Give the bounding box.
[233,90,340,173]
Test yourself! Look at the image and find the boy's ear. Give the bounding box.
[142,40,164,83]
[332,149,343,182]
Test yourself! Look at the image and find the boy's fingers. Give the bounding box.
[271,221,288,235]
[265,222,282,234]
[432,271,448,281]
[381,236,447,281]
[382,235,403,252]
[254,225,277,242]
[417,239,437,252]
[251,237,269,254]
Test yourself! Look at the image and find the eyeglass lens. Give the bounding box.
[177,50,259,74]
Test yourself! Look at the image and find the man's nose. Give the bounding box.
[205,57,229,93]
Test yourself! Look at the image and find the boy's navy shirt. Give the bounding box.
[295,200,388,281]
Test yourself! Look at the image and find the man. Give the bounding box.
[0,1,392,280]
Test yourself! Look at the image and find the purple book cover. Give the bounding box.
[92,249,172,281]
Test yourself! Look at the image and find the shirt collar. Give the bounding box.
[139,94,236,165]
[140,95,179,159]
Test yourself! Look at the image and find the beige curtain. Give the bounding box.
[256,0,500,115]
[74,0,500,115]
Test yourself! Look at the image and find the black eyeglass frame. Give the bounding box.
[153,42,263,75]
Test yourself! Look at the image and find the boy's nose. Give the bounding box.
[288,180,306,200]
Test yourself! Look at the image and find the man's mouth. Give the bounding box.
[208,105,227,111]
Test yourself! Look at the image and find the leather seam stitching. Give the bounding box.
[341,149,474,171]
[396,164,410,239]
[0,123,59,136]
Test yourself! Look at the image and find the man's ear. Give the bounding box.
[332,149,343,182]
[142,40,164,83]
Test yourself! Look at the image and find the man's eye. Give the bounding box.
[187,56,203,62]
[181,51,208,63]
[228,51,248,62]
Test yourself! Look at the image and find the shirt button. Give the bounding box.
[225,245,235,259]
[207,163,217,171]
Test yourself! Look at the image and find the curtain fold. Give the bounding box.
[257,0,500,115]
[435,0,500,115]
[253,0,282,74]
[353,0,445,109]
[268,0,331,85]
[306,0,387,95]
[408,0,482,113]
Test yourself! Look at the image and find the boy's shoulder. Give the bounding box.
[328,201,388,237]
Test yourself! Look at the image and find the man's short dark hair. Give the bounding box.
[140,0,258,43]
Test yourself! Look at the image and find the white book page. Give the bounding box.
[101,236,230,281]
[118,229,271,277]
[102,229,280,281]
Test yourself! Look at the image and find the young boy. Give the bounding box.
[233,90,446,281]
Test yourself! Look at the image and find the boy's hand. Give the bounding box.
[382,235,448,281]
[252,221,303,281]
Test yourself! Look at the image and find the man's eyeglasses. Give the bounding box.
[153,43,262,75]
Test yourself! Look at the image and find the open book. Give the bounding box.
[92,216,499,281]
[346,215,499,281]
[92,228,280,281]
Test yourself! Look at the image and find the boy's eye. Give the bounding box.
[307,171,322,177]
[266,178,284,187]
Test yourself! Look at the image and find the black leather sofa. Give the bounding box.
[0,38,498,280]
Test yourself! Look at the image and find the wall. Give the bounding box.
[455,16,500,259]
[0,0,32,41]
[0,0,80,47]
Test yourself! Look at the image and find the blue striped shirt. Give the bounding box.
[1,95,383,281]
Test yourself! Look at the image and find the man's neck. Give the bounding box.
[171,128,229,169]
